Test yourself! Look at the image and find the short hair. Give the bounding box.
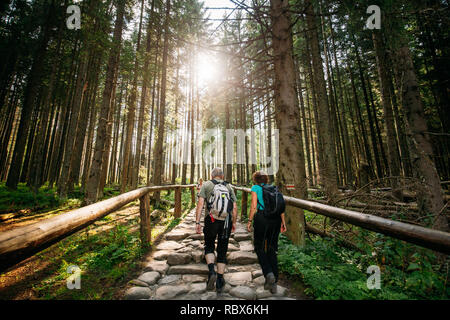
[252,171,268,184]
[211,167,224,178]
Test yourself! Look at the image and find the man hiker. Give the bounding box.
[194,167,237,293]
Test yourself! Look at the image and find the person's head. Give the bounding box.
[198,178,203,185]
[252,171,268,185]
[211,167,224,180]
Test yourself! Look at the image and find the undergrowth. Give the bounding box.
[1,188,194,300]
[278,232,449,299]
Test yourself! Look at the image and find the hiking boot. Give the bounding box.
[216,276,225,294]
[270,282,278,294]
[264,272,275,291]
[207,271,217,291]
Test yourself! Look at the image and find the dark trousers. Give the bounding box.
[203,213,232,264]
[253,211,281,282]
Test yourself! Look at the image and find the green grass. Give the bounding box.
[31,221,144,299]
[278,230,449,300]
[0,183,61,214]
[0,183,124,217]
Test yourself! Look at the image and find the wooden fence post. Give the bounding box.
[175,187,181,218]
[191,186,196,205]
[139,193,152,248]
[241,190,248,221]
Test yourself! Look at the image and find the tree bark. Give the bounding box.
[122,0,144,193]
[6,2,53,189]
[372,30,402,190]
[395,46,448,232]
[85,0,126,204]
[151,0,171,201]
[270,0,307,246]
[305,0,338,200]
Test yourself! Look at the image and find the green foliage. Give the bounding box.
[278,233,449,300]
[31,222,144,300]
[83,225,142,275]
[101,186,120,199]
[27,186,195,299]
[0,183,60,214]
[0,183,124,216]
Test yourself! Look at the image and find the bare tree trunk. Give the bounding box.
[354,44,383,179]
[373,30,402,192]
[122,0,144,193]
[329,18,354,187]
[6,2,53,189]
[190,48,195,184]
[305,0,338,200]
[171,48,180,185]
[270,0,307,246]
[85,0,125,204]
[225,102,232,182]
[347,63,374,178]
[151,0,171,201]
[134,0,156,188]
[395,46,448,232]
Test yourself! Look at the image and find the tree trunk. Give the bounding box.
[395,46,448,232]
[151,0,171,201]
[372,30,401,190]
[354,44,383,179]
[305,0,338,200]
[6,2,53,189]
[122,0,144,193]
[85,0,126,204]
[270,0,307,246]
[134,0,156,188]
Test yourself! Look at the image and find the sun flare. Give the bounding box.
[196,52,221,86]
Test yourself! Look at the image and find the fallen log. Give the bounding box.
[314,199,420,212]
[305,223,363,252]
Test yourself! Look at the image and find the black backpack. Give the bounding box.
[258,184,285,219]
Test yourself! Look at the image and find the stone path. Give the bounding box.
[123,209,296,300]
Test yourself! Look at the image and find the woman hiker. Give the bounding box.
[247,171,287,294]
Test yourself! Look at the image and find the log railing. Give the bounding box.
[233,186,450,255]
[0,184,196,273]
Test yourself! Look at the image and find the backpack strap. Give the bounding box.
[256,184,265,210]
[257,199,264,210]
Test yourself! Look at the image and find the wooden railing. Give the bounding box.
[233,186,450,255]
[0,184,196,273]
[2,183,448,273]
